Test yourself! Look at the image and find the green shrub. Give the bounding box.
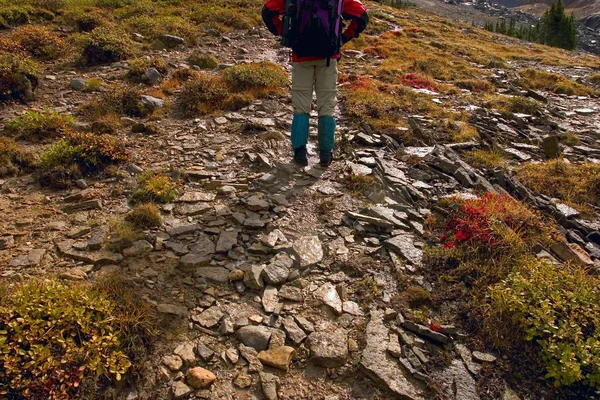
[96,0,133,8]
[490,260,600,389]
[127,57,168,81]
[189,5,258,31]
[4,109,74,142]
[0,6,33,27]
[179,72,228,116]
[0,53,39,103]
[131,171,178,204]
[0,137,37,177]
[83,77,104,92]
[488,95,542,115]
[39,132,129,188]
[0,280,132,398]
[187,51,218,69]
[590,74,600,85]
[80,27,135,66]
[9,25,67,61]
[82,84,151,118]
[125,203,162,228]
[222,62,288,93]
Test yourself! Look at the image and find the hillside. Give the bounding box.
[0,0,600,399]
[510,0,600,19]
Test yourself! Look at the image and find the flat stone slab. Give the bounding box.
[177,191,216,203]
[384,235,423,266]
[293,236,323,267]
[359,308,424,400]
[56,240,122,266]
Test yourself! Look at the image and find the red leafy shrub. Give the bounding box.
[399,73,438,92]
[441,193,557,252]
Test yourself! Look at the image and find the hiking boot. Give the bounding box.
[319,150,333,167]
[294,146,309,167]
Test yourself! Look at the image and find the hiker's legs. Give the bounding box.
[291,62,316,150]
[315,59,338,166]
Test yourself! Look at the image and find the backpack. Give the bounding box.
[281,0,344,65]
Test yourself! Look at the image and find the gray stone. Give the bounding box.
[157,303,188,316]
[307,328,348,367]
[123,240,153,257]
[158,34,185,48]
[236,325,272,351]
[216,230,238,253]
[387,334,403,358]
[176,203,212,216]
[575,108,596,116]
[455,343,481,375]
[239,344,263,372]
[164,241,189,256]
[435,359,480,400]
[384,234,423,266]
[0,236,15,249]
[343,301,364,316]
[167,224,198,236]
[472,351,497,363]
[162,354,183,371]
[190,233,216,256]
[246,196,270,211]
[141,67,162,85]
[192,306,224,328]
[542,135,561,158]
[278,285,303,302]
[294,316,315,333]
[170,381,193,399]
[359,308,423,399]
[140,95,165,109]
[551,242,594,266]
[262,286,279,313]
[244,264,265,289]
[174,343,196,365]
[293,236,323,267]
[70,78,85,91]
[197,344,214,361]
[262,258,290,285]
[260,372,280,400]
[283,316,306,344]
[179,254,212,270]
[9,248,46,268]
[315,283,343,315]
[195,267,229,282]
[555,203,580,219]
[61,199,102,213]
[347,162,373,176]
[402,321,449,344]
[56,240,122,266]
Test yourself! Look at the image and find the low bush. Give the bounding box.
[130,171,178,204]
[9,25,67,61]
[125,203,162,228]
[80,27,135,66]
[61,9,108,32]
[179,72,228,116]
[0,137,37,177]
[455,79,494,92]
[590,74,600,85]
[463,148,506,169]
[518,68,597,96]
[342,173,379,197]
[4,109,74,142]
[516,160,600,208]
[187,51,218,69]
[0,6,33,27]
[222,62,288,93]
[82,84,151,119]
[189,5,259,31]
[0,280,131,398]
[0,54,39,103]
[487,95,542,115]
[39,132,129,188]
[127,57,168,81]
[0,277,155,399]
[489,260,600,389]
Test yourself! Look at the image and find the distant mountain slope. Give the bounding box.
[493,0,600,19]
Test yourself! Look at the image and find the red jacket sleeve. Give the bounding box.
[342,0,369,42]
[262,0,285,36]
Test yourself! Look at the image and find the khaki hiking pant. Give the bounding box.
[291,59,338,117]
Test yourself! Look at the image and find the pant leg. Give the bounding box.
[314,59,338,117]
[291,62,316,115]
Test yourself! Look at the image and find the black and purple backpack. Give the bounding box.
[281,0,344,65]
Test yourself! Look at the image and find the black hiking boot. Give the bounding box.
[294,146,308,167]
[319,150,333,168]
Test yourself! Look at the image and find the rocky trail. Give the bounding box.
[1,4,600,400]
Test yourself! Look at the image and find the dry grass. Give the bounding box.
[464,148,507,169]
[516,160,600,209]
[517,68,598,96]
